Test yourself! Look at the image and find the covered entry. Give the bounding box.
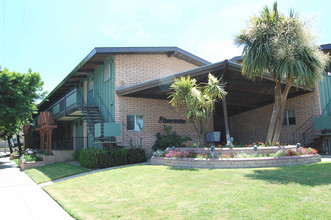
[117,60,311,144]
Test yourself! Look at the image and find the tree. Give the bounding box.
[0,68,45,153]
[169,73,226,145]
[235,2,329,144]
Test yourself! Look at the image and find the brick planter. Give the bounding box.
[19,150,74,171]
[151,154,321,169]
[174,145,297,157]
[19,160,45,171]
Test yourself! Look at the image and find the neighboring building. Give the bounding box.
[31,45,331,155]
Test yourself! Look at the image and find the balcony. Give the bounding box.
[48,89,84,121]
[314,116,331,131]
[314,101,331,133]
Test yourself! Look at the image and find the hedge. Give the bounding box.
[78,147,147,169]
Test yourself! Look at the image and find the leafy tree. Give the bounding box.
[169,73,226,144]
[235,2,329,144]
[0,68,45,153]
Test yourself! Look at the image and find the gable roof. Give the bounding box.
[38,47,210,111]
[320,43,331,51]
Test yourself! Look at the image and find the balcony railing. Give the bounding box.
[47,89,83,118]
[51,137,90,151]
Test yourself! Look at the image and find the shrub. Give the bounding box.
[20,154,43,162]
[79,147,147,168]
[127,147,147,164]
[153,150,167,157]
[109,148,127,166]
[19,148,43,162]
[186,150,197,158]
[285,149,299,156]
[299,147,318,155]
[196,153,211,159]
[222,153,234,158]
[152,125,191,151]
[80,148,103,168]
[275,150,286,157]
[235,152,249,158]
[73,150,81,161]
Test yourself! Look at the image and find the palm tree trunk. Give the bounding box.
[199,119,206,145]
[266,81,282,144]
[191,120,201,144]
[272,80,292,143]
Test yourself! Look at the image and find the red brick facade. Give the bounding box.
[114,54,212,154]
[113,53,322,153]
[230,82,321,144]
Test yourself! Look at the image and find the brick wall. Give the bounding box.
[115,97,213,155]
[114,54,209,154]
[114,54,199,88]
[230,82,322,144]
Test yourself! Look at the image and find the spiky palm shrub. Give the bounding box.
[168,73,226,144]
[235,2,329,144]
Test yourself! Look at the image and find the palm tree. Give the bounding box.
[169,73,226,144]
[235,2,329,144]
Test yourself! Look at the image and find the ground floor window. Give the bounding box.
[282,110,296,126]
[127,115,143,131]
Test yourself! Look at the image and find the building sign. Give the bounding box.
[158,116,186,124]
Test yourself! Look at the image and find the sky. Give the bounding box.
[1,0,330,94]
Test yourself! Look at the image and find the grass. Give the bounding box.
[11,158,19,165]
[24,162,90,184]
[43,162,331,220]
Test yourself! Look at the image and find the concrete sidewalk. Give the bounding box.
[0,153,73,220]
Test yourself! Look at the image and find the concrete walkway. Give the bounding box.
[0,153,73,220]
[321,155,331,161]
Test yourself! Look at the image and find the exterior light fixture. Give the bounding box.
[211,144,215,159]
[254,143,258,157]
[296,143,301,151]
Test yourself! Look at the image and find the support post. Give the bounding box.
[222,97,231,145]
[39,130,45,152]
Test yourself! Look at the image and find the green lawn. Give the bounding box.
[25,162,90,184]
[43,162,331,219]
[12,158,19,165]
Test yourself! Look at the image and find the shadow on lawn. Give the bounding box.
[245,162,331,186]
[168,166,199,172]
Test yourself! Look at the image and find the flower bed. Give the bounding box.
[151,146,321,169]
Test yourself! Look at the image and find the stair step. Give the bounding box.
[94,141,123,144]
[78,106,99,109]
[81,112,103,115]
[86,121,104,123]
[83,118,104,120]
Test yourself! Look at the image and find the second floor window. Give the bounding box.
[282,110,296,126]
[104,63,111,82]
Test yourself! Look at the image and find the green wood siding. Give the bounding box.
[87,90,94,106]
[90,56,115,122]
[319,75,331,116]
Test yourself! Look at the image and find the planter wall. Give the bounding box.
[151,154,321,169]
[19,160,45,171]
[19,150,74,170]
[175,145,297,157]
